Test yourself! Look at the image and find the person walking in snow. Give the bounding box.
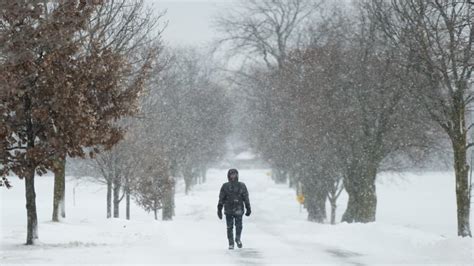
[217,168,251,249]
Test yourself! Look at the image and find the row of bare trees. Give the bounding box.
[74,47,231,220]
[152,48,231,195]
[76,116,175,221]
[215,0,472,237]
[1,0,231,244]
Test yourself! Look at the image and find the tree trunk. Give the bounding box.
[60,174,65,218]
[24,93,38,244]
[106,179,112,218]
[288,169,296,188]
[113,177,120,218]
[182,166,194,195]
[126,187,130,220]
[154,208,158,220]
[341,169,377,223]
[162,203,173,221]
[162,179,174,221]
[25,168,38,245]
[452,134,472,237]
[303,182,327,223]
[192,169,198,186]
[171,181,176,217]
[184,176,192,195]
[52,154,66,222]
[200,166,207,183]
[306,192,327,223]
[330,200,337,225]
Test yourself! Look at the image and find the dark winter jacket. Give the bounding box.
[217,175,251,216]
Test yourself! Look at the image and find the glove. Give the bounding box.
[245,208,251,217]
[217,203,223,219]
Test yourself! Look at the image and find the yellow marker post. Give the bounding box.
[297,194,304,204]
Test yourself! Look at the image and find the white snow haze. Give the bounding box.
[1,1,473,266]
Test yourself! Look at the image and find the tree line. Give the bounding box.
[73,47,230,221]
[215,0,472,237]
[1,0,230,245]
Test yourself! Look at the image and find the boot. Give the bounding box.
[235,224,243,248]
[227,226,234,250]
[235,239,243,248]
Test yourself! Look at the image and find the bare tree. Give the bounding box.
[214,0,321,69]
[215,0,322,190]
[366,0,473,237]
[91,128,142,219]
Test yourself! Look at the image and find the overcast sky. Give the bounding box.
[146,0,236,46]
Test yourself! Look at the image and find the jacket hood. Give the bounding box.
[227,168,239,182]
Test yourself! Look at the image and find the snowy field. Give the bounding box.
[1,168,473,265]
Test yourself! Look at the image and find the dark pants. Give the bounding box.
[225,214,243,245]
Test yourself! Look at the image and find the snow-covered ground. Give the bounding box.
[1,169,473,265]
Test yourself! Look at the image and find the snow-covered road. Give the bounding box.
[1,169,472,265]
